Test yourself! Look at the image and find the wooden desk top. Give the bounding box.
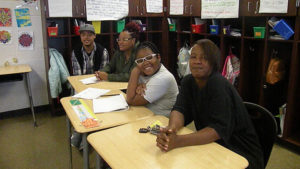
[88,115,249,169]
[0,64,32,75]
[61,96,154,133]
[68,74,128,92]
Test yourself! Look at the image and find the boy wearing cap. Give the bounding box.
[71,24,109,75]
[71,24,109,150]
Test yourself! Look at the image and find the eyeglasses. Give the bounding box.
[116,38,132,42]
[135,54,158,64]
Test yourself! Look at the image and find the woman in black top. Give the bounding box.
[156,39,264,169]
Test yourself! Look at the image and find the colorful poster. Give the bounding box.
[0,8,12,27]
[18,31,33,50]
[15,8,32,27]
[0,30,12,44]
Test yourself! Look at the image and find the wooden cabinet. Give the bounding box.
[167,0,201,16]
[129,0,164,17]
[240,0,297,16]
[72,0,86,17]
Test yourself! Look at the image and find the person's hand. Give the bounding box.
[156,126,178,152]
[136,83,146,96]
[95,71,108,81]
[95,71,101,80]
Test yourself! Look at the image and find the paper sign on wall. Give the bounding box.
[48,0,72,17]
[0,8,12,27]
[18,31,33,50]
[0,30,12,45]
[259,0,288,13]
[201,0,239,19]
[86,0,128,21]
[170,0,184,15]
[146,0,163,13]
[15,8,32,27]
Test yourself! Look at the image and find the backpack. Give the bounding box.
[222,48,240,85]
[177,44,190,78]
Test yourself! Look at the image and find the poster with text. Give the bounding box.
[18,31,33,50]
[170,0,184,15]
[146,0,163,13]
[201,0,239,19]
[0,8,12,27]
[259,0,288,13]
[15,8,32,27]
[0,30,12,44]
[86,0,128,21]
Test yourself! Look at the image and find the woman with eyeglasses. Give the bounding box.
[95,21,140,81]
[126,41,178,117]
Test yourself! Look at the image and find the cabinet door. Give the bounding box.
[240,0,297,16]
[72,0,86,17]
[128,0,140,17]
[140,0,164,17]
[240,0,257,16]
[183,0,191,16]
[190,0,201,16]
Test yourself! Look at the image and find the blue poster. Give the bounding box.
[14,8,32,27]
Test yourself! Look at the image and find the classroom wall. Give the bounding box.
[0,0,48,113]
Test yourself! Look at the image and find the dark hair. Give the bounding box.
[194,39,220,72]
[123,21,141,40]
[136,41,160,55]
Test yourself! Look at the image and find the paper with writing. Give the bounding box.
[201,0,239,19]
[86,0,128,21]
[80,76,100,85]
[259,0,288,13]
[170,0,184,15]
[146,0,163,13]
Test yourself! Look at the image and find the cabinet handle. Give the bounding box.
[190,5,193,15]
[247,2,251,12]
[143,7,145,15]
[136,6,139,13]
[185,5,188,14]
[76,6,78,13]
[255,1,259,14]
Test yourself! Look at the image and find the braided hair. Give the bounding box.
[123,21,141,40]
[136,41,160,55]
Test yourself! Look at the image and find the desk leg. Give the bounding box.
[24,72,37,127]
[82,133,89,169]
[96,153,102,169]
[66,117,73,169]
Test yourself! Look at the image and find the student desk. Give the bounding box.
[61,95,154,169]
[88,115,249,169]
[0,64,37,127]
[67,74,128,93]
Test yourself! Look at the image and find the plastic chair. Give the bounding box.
[244,101,278,167]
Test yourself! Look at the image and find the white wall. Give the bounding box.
[0,0,49,113]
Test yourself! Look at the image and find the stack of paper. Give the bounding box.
[93,94,129,113]
[80,76,99,84]
[73,88,110,99]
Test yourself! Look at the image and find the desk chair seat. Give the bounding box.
[244,101,278,168]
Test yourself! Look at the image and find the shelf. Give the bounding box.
[285,135,300,147]
[223,35,242,39]
[243,36,265,41]
[267,39,295,43]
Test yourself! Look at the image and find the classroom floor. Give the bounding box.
[0,111,300,169]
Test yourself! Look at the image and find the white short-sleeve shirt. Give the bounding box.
[139,64,179,117]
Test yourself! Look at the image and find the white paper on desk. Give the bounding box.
[73,88,110,99]
[80,76,100,85]
[93,94,129,113]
